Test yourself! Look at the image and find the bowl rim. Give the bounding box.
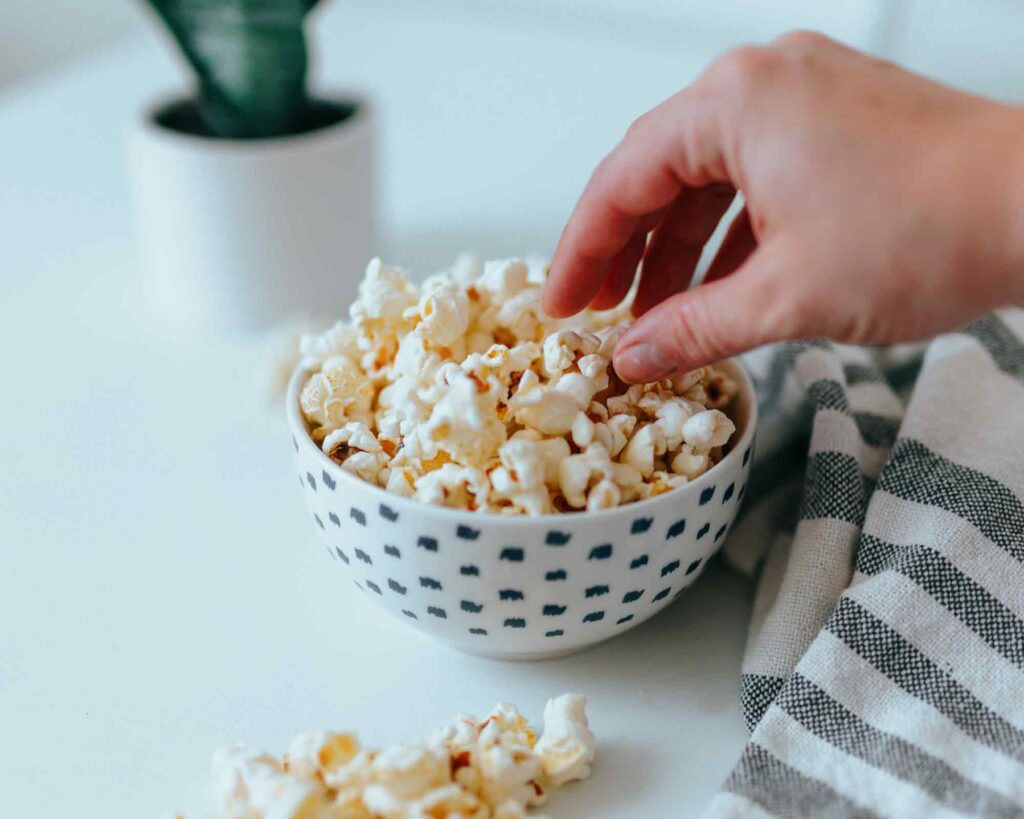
[285,357,758,524]
[132,90,375,156]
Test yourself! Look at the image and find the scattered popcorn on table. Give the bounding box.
[184,696,594,819]
[298,257,738,514]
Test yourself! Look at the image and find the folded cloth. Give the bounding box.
[705,310,1024,818]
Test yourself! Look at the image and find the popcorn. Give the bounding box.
[541,330,599,378]
[210,745,331,819]
[669,367,707,394]
[369,744,450,800]
[704,369,738,410]
[621,424,668,479]
[671,446,710,479]
[494,801,550,819]
[647,396,703,450]
[481,702,538,748]
[587,479,621,511]
[349,258,418,337]
[404,273,471,347]
[322,422,389,483]
[299,320,361,368]
[647,470,690,497]
[595,414,637,458]
[475,703,545,808]
[499,433,569,491]
[594,325,626,359]
[496,287,547,343]
[577,354,609,391]
[508,370,582,437]
[462,342,540,395]
[414,464,491,511]
[385,465,418,499]
[412,367,506,468]
[183,696,595,819]
[363,784,488,819]
[605,384,644,417]
[533,695,596,787]
[681,409,736,451]
[297,256,739,514]
[451,253,484,285]
[480,258,530,302]
[549,371,600,412]
[285,731,360,781]
[558,443,643,510]
[477,738,545,808]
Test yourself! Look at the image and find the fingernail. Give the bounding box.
[615,343,676,383]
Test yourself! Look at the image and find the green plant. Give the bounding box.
[146,0,326,139]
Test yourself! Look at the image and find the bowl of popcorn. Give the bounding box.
[286,256,757,659]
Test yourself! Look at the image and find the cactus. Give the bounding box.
[146,0,325,139]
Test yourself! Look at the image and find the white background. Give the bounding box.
[4,0,1024,100]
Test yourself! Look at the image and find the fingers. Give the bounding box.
[589,230,648,311]
[613,237,805,381]
[632,184,736,316]
[542,88,729,318]
[702,207,757,284]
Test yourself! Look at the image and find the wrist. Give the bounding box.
[948,105,1024,309]
[1003,110,1024,304]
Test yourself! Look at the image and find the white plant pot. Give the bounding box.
[128,94,376,334]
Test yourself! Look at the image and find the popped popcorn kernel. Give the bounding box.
[183,696,595,819]
[285,731,361,780]
[297,256,739,514]
[681,409,736,451]
[533,694,597,787]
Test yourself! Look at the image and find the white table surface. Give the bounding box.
[0,7,753,816]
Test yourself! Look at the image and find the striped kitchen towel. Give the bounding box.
[704,309,1024,818]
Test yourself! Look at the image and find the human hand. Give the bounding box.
[542,32,1024,382]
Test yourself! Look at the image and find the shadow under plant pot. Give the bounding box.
[128,92,376,334]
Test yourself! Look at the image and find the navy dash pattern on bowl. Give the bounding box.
[292,369,757,658]
[631,517,653,534]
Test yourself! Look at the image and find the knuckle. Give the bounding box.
[666,295,730,365]
[829,305,881,346]
[624,109,654,143]
[781,288,820,341]
[758,274,815,344]
[708,45,776,100]
[772,29,831,51]
[587,153,619,197]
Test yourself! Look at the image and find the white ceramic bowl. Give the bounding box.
[286,360,757,660]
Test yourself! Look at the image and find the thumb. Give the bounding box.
[614,239,804,382]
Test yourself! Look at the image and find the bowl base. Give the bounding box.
[440,641,601,662]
